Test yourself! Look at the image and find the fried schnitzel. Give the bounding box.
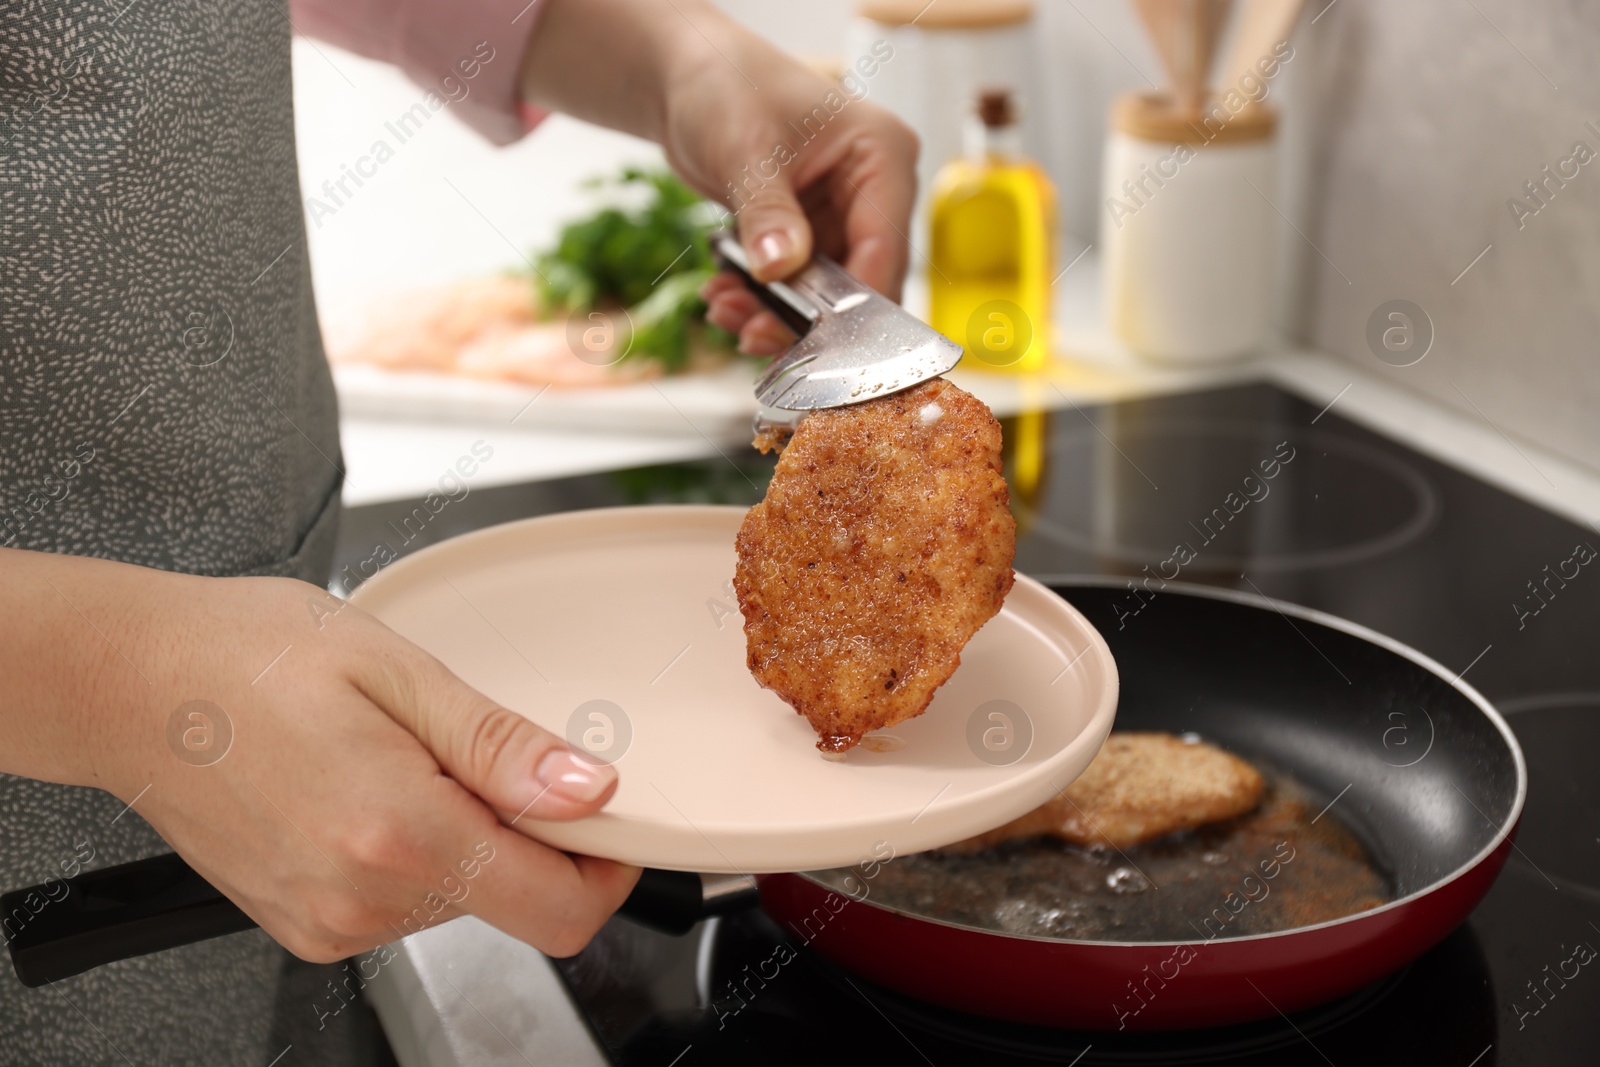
[734,378,1016,752]
[948,733,1265,851]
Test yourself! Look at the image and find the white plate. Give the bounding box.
[350,506,1118,872]
[330,362,762,438]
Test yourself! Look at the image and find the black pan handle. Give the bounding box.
[2,852,255,988]
[4,853,759,986]
[623,868,761,935]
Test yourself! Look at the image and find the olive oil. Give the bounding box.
[927,89,1056,374]
[1001,403,1049,533]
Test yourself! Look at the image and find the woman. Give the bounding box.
[0,0,916,1060]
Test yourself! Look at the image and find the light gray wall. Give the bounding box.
[1285,0,1600,474]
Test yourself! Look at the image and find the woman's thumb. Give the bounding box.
[736,180,813,281]
[363,648,618,823]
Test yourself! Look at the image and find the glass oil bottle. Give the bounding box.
[927,88,1056,374]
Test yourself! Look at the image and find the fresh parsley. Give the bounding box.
[533,167,734,372]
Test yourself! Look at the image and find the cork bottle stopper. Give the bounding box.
[977,88,1017,129]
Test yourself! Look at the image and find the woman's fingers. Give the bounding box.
[51,565,643,969]
[704,276,798,355]
[840,230,909,305]
[703,282,762,332]
[739,311,797,355]
[458,824,641,957]
[734,183,813,282]
[231,790,638,962]
[352,629,618,823]
[835,118,919,302]
[239,760,637,962]
[693,105,918,356]
[699,271,745,302]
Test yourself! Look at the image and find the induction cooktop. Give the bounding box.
[336,382,1600,1064]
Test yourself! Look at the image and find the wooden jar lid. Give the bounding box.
[1112,90,1277,146]
[858,0,1033,29]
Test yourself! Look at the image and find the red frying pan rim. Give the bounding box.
[792,576,1528,949]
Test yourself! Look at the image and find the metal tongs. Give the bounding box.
[712,232,962,432]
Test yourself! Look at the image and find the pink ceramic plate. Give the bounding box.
[350,506,1118,872]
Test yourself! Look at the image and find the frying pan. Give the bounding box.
[2,580,1522,1032]
[756,580,1524,1029]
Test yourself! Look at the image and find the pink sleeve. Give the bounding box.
[292,0,551,145]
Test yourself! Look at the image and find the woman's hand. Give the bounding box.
[521,0,919,354]
[2,548,638,962]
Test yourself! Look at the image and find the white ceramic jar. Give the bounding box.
[1101,92,1279,364]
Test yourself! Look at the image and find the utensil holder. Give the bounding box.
[1101,91,1279,364]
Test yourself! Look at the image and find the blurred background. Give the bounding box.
[297,0,1600,492]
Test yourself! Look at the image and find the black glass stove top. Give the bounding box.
[337,382,1600,1064]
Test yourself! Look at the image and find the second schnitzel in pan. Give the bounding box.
[948,733,1266,851]
[734,378,1016,753]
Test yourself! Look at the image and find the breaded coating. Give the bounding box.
[950,733,1265,850]
[735,378,1016,752]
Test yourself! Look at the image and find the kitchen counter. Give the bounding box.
[337,325,1600,533]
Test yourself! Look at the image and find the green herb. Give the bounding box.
[533,167,734,371]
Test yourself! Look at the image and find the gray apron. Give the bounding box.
[1,1,379,1062]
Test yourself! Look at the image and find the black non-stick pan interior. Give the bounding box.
[1056,581,1522,898]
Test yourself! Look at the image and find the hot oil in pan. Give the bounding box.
[842,770,1391,942]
